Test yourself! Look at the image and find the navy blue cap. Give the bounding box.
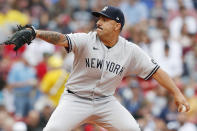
[92,6,125,29]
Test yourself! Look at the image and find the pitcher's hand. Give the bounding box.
[174,93,190,112]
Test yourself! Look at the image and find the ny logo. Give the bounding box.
[102,6,108,11]
[116,17,119,21]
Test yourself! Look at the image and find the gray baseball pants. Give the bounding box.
[43,91,141,131]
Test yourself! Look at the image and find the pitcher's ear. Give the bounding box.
[114,23,121,31]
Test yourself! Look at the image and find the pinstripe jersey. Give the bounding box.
[65,31,159,99]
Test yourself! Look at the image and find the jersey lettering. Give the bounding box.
[85,58,124,76]
[109,62,115,72]
[97,59,104,69]
[85,58,90,67]
[91,58,96,68]
[118,67,124,75]
[113,64,121,74]
[106,61,111,70]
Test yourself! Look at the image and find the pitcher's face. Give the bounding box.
[96,16,120,38]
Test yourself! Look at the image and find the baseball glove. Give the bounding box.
[1,24,36,51]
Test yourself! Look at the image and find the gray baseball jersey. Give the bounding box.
[44,31,159,131]
[65,31,159,99]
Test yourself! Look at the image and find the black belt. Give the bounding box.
[67,89,93,100]
[67,89,111,100]
[67,89,75,94]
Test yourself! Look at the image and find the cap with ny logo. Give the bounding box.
[92,6,125,29]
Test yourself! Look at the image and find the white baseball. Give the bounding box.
[178,105,187,112]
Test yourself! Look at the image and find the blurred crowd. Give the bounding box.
[0,0,196,131]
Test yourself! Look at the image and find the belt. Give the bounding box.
[67,89,75,94]
[67,89,94,100]
[67,89,110,101]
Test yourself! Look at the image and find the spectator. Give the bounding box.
[184,38,197,82]
[22,39,55,66]
[138,30,152,56]
[164,0,194,11]
[40,53,69,107]
[37,11,50,30]
[119,0,149,26]
[70,0,93,32]
[55,14,72,34]
[50,0,71,18]
[150,0,167,19]
[168,6,197,39]
[7,55,38,119]
[150,27,183,78]
[178,23,192,49]
[148,16,166,41]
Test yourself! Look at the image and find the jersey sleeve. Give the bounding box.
[128,44,160,80]
[65,33,89,54]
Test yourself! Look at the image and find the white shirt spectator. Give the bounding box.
[150,39,183,77]
[169,16,197,39]
[23,39,55,66]
[164,0,194,11]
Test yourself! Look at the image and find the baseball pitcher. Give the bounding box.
[1,6,190,131]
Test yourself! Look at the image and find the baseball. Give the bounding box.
[178,105,187,112]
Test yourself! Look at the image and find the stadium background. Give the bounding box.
[0,0,197,130]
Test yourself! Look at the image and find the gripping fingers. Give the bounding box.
[178,103,190,112]
[178,105,186,112]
